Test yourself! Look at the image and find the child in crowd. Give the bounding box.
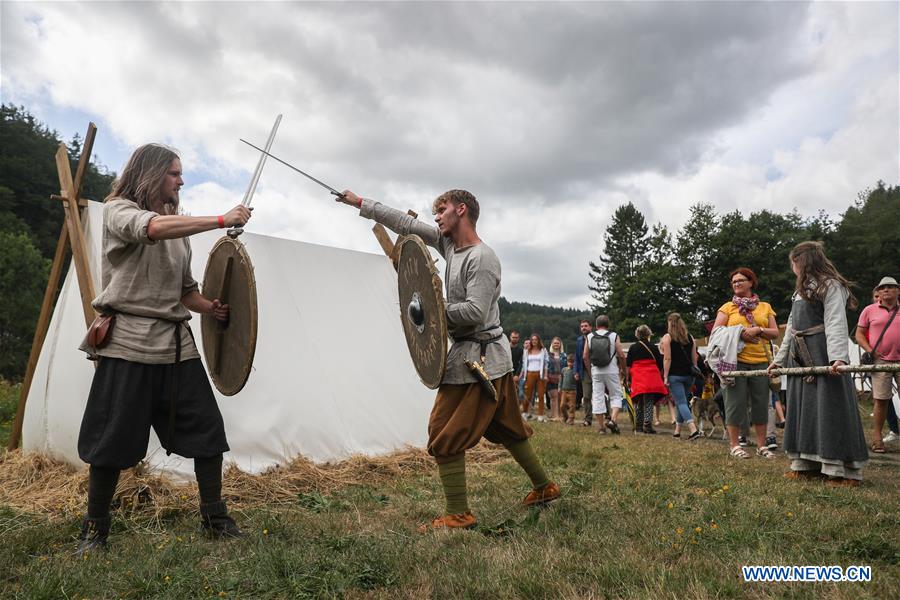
[560,354,578,425]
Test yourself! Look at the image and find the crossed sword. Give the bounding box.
[231,115,345,239]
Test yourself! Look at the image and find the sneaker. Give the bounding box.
[738,436,748,447]
[416,511,478,533]
[536,415,547,423]
[76,516,110,555]
[765,436,778,450]
[200,501,243,538]
[883,431,900,443]
[522,481,561,506]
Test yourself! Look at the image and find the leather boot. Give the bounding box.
[76,516,110,555]
[200,501,243,538]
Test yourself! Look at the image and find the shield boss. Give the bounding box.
[397,235,447,389]
[201,236,258,396]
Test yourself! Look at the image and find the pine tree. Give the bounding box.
[588,202,649,337]
[674,203,720,327]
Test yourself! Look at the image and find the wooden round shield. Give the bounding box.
[201,236,258,396]
[397,235,447,389]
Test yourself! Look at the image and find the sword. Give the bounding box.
[229,115,282,238]
[239,138,345,198]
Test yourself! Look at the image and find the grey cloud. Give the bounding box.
[277,2,815,197]
[4,1,894,309]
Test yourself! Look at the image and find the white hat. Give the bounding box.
[875,276,898,290]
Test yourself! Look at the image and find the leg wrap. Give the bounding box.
[437,456,469,514]
[505,439,550,489]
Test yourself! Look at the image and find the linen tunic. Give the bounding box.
[79,198,200,363]
[360,199,512,385]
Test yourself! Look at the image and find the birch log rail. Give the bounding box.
[720,364,900,378]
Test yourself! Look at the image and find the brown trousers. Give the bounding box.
[428,373,533,464]
[560,390,577,422]
[522,371,547,415]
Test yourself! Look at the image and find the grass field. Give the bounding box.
[1,379,898,599]
[0,381,18,449]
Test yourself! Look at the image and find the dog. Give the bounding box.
[691,394,724,439]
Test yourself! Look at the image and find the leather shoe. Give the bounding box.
[76,516,110,555]
[416,511,478,533]
[522,481,561,506]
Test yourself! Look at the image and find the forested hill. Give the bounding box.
[1,105,116,380]
[498,298,592,354]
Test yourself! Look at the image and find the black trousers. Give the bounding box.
[78,357,229,468]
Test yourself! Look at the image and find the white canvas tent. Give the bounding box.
[22,200,434,478]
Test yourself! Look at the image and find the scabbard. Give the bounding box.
[464,359,498,402]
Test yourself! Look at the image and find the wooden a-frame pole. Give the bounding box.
[7,123,99,450]
[371,209,419,268]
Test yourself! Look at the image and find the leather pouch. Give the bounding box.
[86,314,116,349]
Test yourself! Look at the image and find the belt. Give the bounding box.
[790,324,825,383]
[164,321,195,455]
[453,332,503,401]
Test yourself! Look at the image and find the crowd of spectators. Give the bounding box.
[506,257,898,486]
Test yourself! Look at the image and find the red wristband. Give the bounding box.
[217,215,225,228]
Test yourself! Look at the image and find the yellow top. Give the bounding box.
[717,301,776,364]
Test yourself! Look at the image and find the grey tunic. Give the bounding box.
[360,199,513,385]
[775,283,868,478]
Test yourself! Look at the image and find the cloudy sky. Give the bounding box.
[2,1,897,308]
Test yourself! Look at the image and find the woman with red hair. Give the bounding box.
[712,267,779,459]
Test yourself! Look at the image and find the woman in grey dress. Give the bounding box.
[770,242,868,487]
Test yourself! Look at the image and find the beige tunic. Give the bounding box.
[79,198,200,363]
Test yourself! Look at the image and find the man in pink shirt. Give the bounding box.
[855,276,900,453]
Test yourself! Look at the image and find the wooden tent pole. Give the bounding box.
[55,144,96,327]
[72,124,97,195]
[7,123,98,450]
[371,209,420,268]
[6,226,70,450]
[372,224,395,259]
